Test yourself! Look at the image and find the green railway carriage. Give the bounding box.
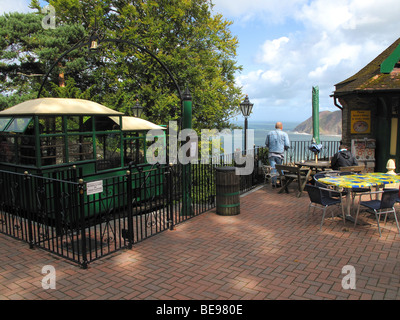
[0,98,166,222]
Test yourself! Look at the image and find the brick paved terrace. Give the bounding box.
[1,183,400,301]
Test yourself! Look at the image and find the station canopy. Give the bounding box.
[109,116,165,131]
[0,98,124,116]
[0,98,165,132]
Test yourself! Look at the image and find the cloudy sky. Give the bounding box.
[211,0,400,123]
[2,0,400,124]
[0,0,31,14]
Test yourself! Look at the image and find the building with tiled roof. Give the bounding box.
[332,37,400,172]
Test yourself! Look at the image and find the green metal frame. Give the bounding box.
[381,44,400,74]
[0,114,167,173]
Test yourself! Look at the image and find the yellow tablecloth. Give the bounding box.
[318,173,400,189]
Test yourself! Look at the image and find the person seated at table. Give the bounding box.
[331,145,358,170]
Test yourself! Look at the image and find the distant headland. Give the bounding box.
[293,110,342,135]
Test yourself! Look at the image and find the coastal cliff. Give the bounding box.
[294,110,342,135]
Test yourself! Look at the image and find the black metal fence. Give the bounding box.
[0,147,265,268]
[0,141,339,268]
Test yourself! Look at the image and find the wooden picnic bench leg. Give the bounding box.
[278,177,293,194]
[297,169,312,198]
[297,179,307,197]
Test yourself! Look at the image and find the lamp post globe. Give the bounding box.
[240,95,253,153]
[131,99,143,118]
[240,94,253,118]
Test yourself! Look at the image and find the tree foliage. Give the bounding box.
[0,0,243,130]
[0,11,89,106]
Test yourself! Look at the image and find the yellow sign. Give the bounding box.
[351,110,371,134]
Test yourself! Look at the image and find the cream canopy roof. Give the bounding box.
[0,98,124,116]
[109,116,166,131]
[0,98,165,132]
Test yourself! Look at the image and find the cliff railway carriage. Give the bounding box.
[0,98,167,230]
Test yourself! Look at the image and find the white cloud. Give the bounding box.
[298,0,400,41]
[236,68,284,95]
[308,40,362,79]
[257,37,290,65]
[261,70,284,84]
[297,0,353,32]
[0,0,33,14]
[214,0,400,121]
[347,0,400,33]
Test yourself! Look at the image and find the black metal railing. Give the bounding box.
[284,140,340,163]
[254,140,340,165]
[0,146,273,268]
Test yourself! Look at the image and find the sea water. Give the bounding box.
[247,121,341,147]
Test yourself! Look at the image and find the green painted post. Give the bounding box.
[181,88,193,216]
[183,88,192,132]
[312,86,320,145]
[92,116,97,161]
[63,116,69,163]
[34,116,41,168]
[119,115,124,167]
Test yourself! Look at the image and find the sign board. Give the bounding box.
[351,110,371,134]
[351,139,375,161]
[86,180,103,195]
[351,139,376,173]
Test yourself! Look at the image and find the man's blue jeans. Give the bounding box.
[269,156,283,186]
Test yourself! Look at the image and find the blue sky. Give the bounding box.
[2,0,400,125]
[212,0,400,124]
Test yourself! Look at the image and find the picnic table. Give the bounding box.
[275,164,312,197]
[295,160,331,173]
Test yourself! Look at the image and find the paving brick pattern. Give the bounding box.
[1,184,400,300]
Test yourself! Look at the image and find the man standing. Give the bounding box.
[331,145,358,170]
[265,122,290,187]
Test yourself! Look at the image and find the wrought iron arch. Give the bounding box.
[37,38,184,111]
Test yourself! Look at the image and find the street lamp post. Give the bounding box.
[240,95,253,153]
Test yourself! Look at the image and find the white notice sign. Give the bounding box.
[86,180,103,195]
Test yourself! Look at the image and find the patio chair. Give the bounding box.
[381,188,400,203]
[304,184,345,231]
[354,189,400,237]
